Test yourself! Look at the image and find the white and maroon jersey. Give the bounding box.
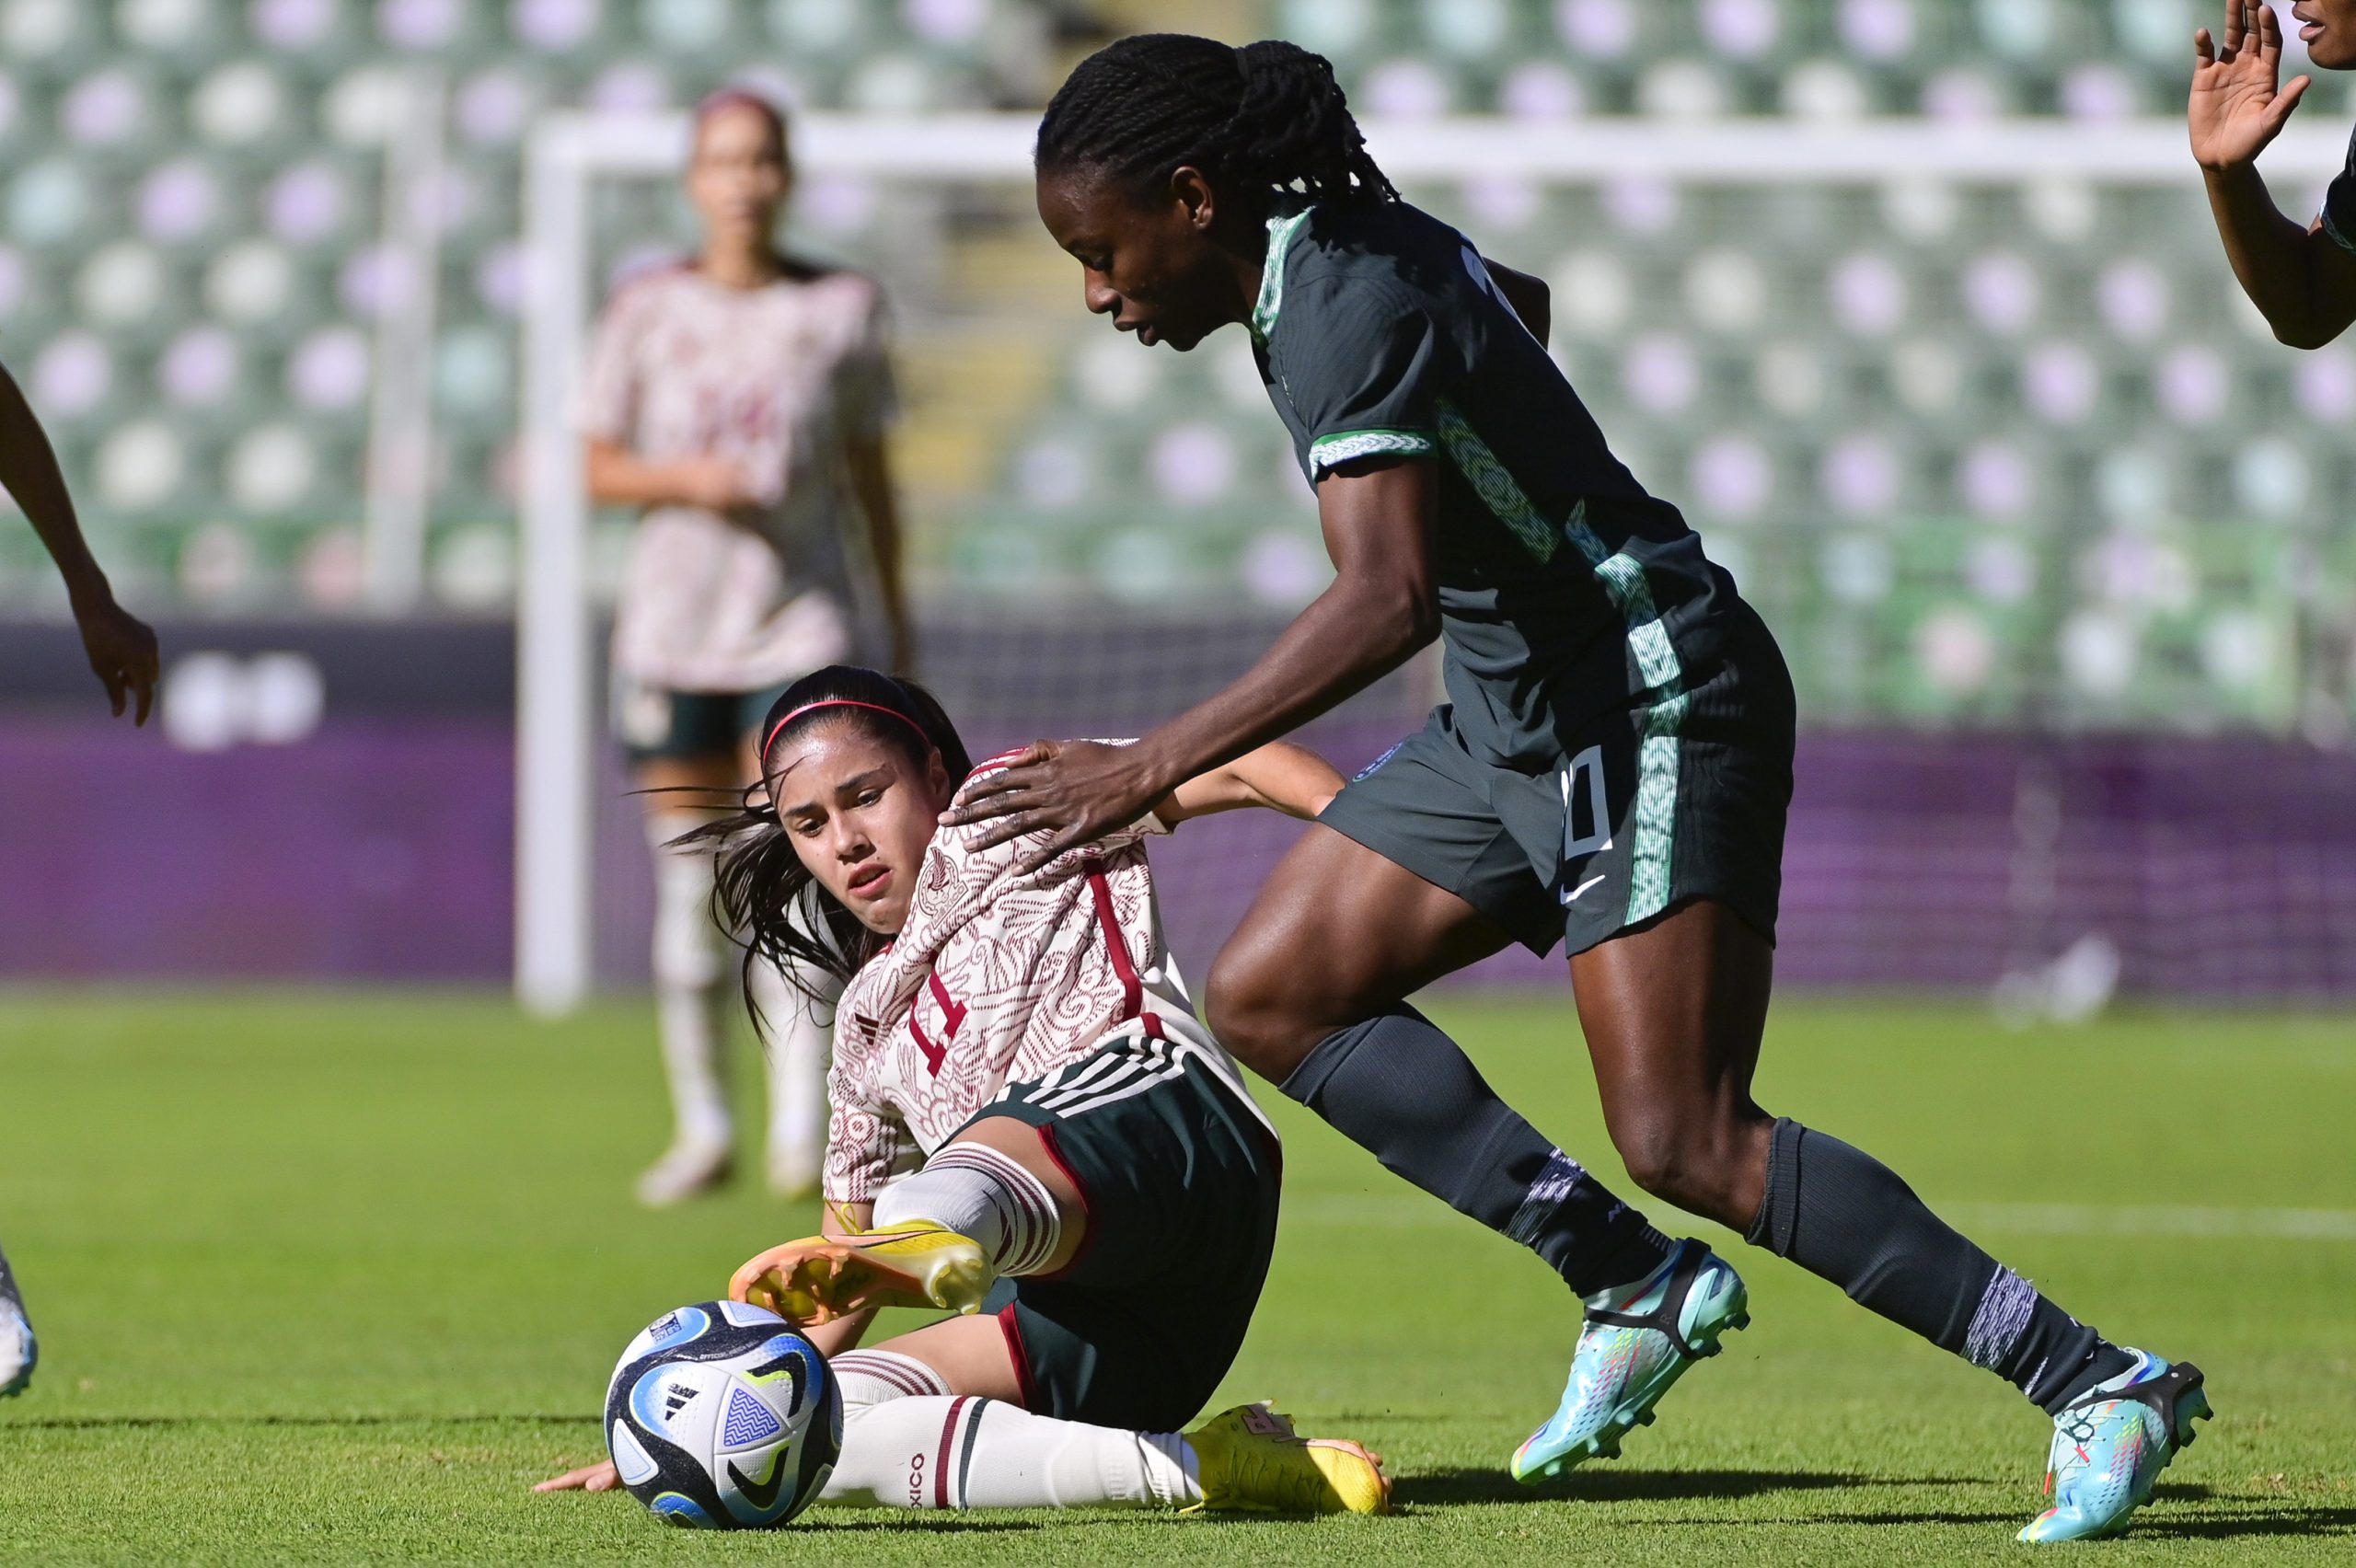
[575,260,895,693]
[823,751,1223,1205]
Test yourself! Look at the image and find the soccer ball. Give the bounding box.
[603,1299,842,1528]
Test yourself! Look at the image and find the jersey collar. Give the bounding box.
[1250,204,1316,345]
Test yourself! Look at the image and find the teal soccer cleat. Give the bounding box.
[1512,1239,1750,1482]
[2018,1351,2211,1542]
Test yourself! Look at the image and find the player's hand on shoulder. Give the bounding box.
[941,738,1167,869]
[2191,0,2311,171]
[72,593,160,725]
[534,1459,622,1493]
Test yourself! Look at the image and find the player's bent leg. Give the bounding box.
[1569,898,1778,1231]
[1576,901,2202,1533]
[1508,900,1787,1481]
[732,1118,1083,1324]
[1207,825,1676,1298]
[817,1320,1386,1514]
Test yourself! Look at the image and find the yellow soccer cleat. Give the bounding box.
[728,1220,994,1325]
[1185,1403,1392,1516]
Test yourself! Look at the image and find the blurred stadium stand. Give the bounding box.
[1,0,2349,731]
[5,1,2355,996]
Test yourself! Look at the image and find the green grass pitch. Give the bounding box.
[0,992,2350,1564]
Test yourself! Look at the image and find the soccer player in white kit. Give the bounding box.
[577,88,911,1205]
[539,666,1389,1514]
[0,355,162,1396]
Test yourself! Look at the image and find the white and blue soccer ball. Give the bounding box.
[603,1299,842,1528]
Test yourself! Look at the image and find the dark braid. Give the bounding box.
[1035,33,1397,213]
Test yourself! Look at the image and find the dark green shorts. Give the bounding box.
[1321,633,1795,959]
[610,674,793,764]
[957,1018,1282,1434]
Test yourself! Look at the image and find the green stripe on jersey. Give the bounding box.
[1435,398,1687,924]
[1310,428,1437,473]
[1251,207,1317,344]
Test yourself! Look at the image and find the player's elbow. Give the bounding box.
[2273,316,2345,350]
[1362,574,1440,657]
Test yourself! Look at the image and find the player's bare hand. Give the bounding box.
[940,739,1167,869]
[72,594,160,725]
[534,1459,622,1493]
[2192,2,2311,170]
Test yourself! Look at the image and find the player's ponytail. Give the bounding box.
[1034,32,1397,213]
[681,665,972,1015]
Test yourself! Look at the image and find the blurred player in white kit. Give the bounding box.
[576,86,911,1205]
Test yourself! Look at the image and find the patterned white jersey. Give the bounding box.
[575,260,895,694]
[824,752,1218,1205]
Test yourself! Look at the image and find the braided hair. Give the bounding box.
[1035,33,1397,214]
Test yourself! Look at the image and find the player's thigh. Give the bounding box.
[864,1313,1026,1402]
[1207,823,1516,1078]
[1568,897,1775,1216]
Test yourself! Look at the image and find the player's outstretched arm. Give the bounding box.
[2192,1,2356,346]
[0,360,160,723]
[943,457,1438,866]
[1155,741,1345,825]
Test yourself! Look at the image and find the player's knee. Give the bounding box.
[1611,1116,1750,1221]
[1203,940,1311,1077]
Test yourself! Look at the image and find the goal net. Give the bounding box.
[517,110,2356,1015]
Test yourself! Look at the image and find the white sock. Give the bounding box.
[829,1349,951,1412]
[647,813,729,1147]
[816,1396,1201,1510]
[749,956,835,1188]
[870,1144,1062,1275]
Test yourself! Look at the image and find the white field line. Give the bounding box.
[1287,1193,2356,1241]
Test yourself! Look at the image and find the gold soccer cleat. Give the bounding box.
[729,1220,993,1325]
[1185,1402,1392,1516]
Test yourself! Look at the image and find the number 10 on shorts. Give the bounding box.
[1560,746,1612,905]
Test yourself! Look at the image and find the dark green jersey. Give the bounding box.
[2324,121,2356,254]
[1252,199,1754,770]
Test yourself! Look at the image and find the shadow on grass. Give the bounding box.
[2127,1505,2356,1540]
[1397,1467,1972,1508]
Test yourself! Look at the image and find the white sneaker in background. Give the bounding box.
[635,1135,733,1208]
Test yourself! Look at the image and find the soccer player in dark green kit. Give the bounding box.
[947,33,2209,1542]
[0,354,162,1398]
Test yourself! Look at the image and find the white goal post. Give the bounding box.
[514,109,2350,1015]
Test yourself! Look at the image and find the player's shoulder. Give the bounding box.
[1289,201,1466,301]
[781,258,886,316]
[1266,201,1472,361]
[602,256,699,311]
